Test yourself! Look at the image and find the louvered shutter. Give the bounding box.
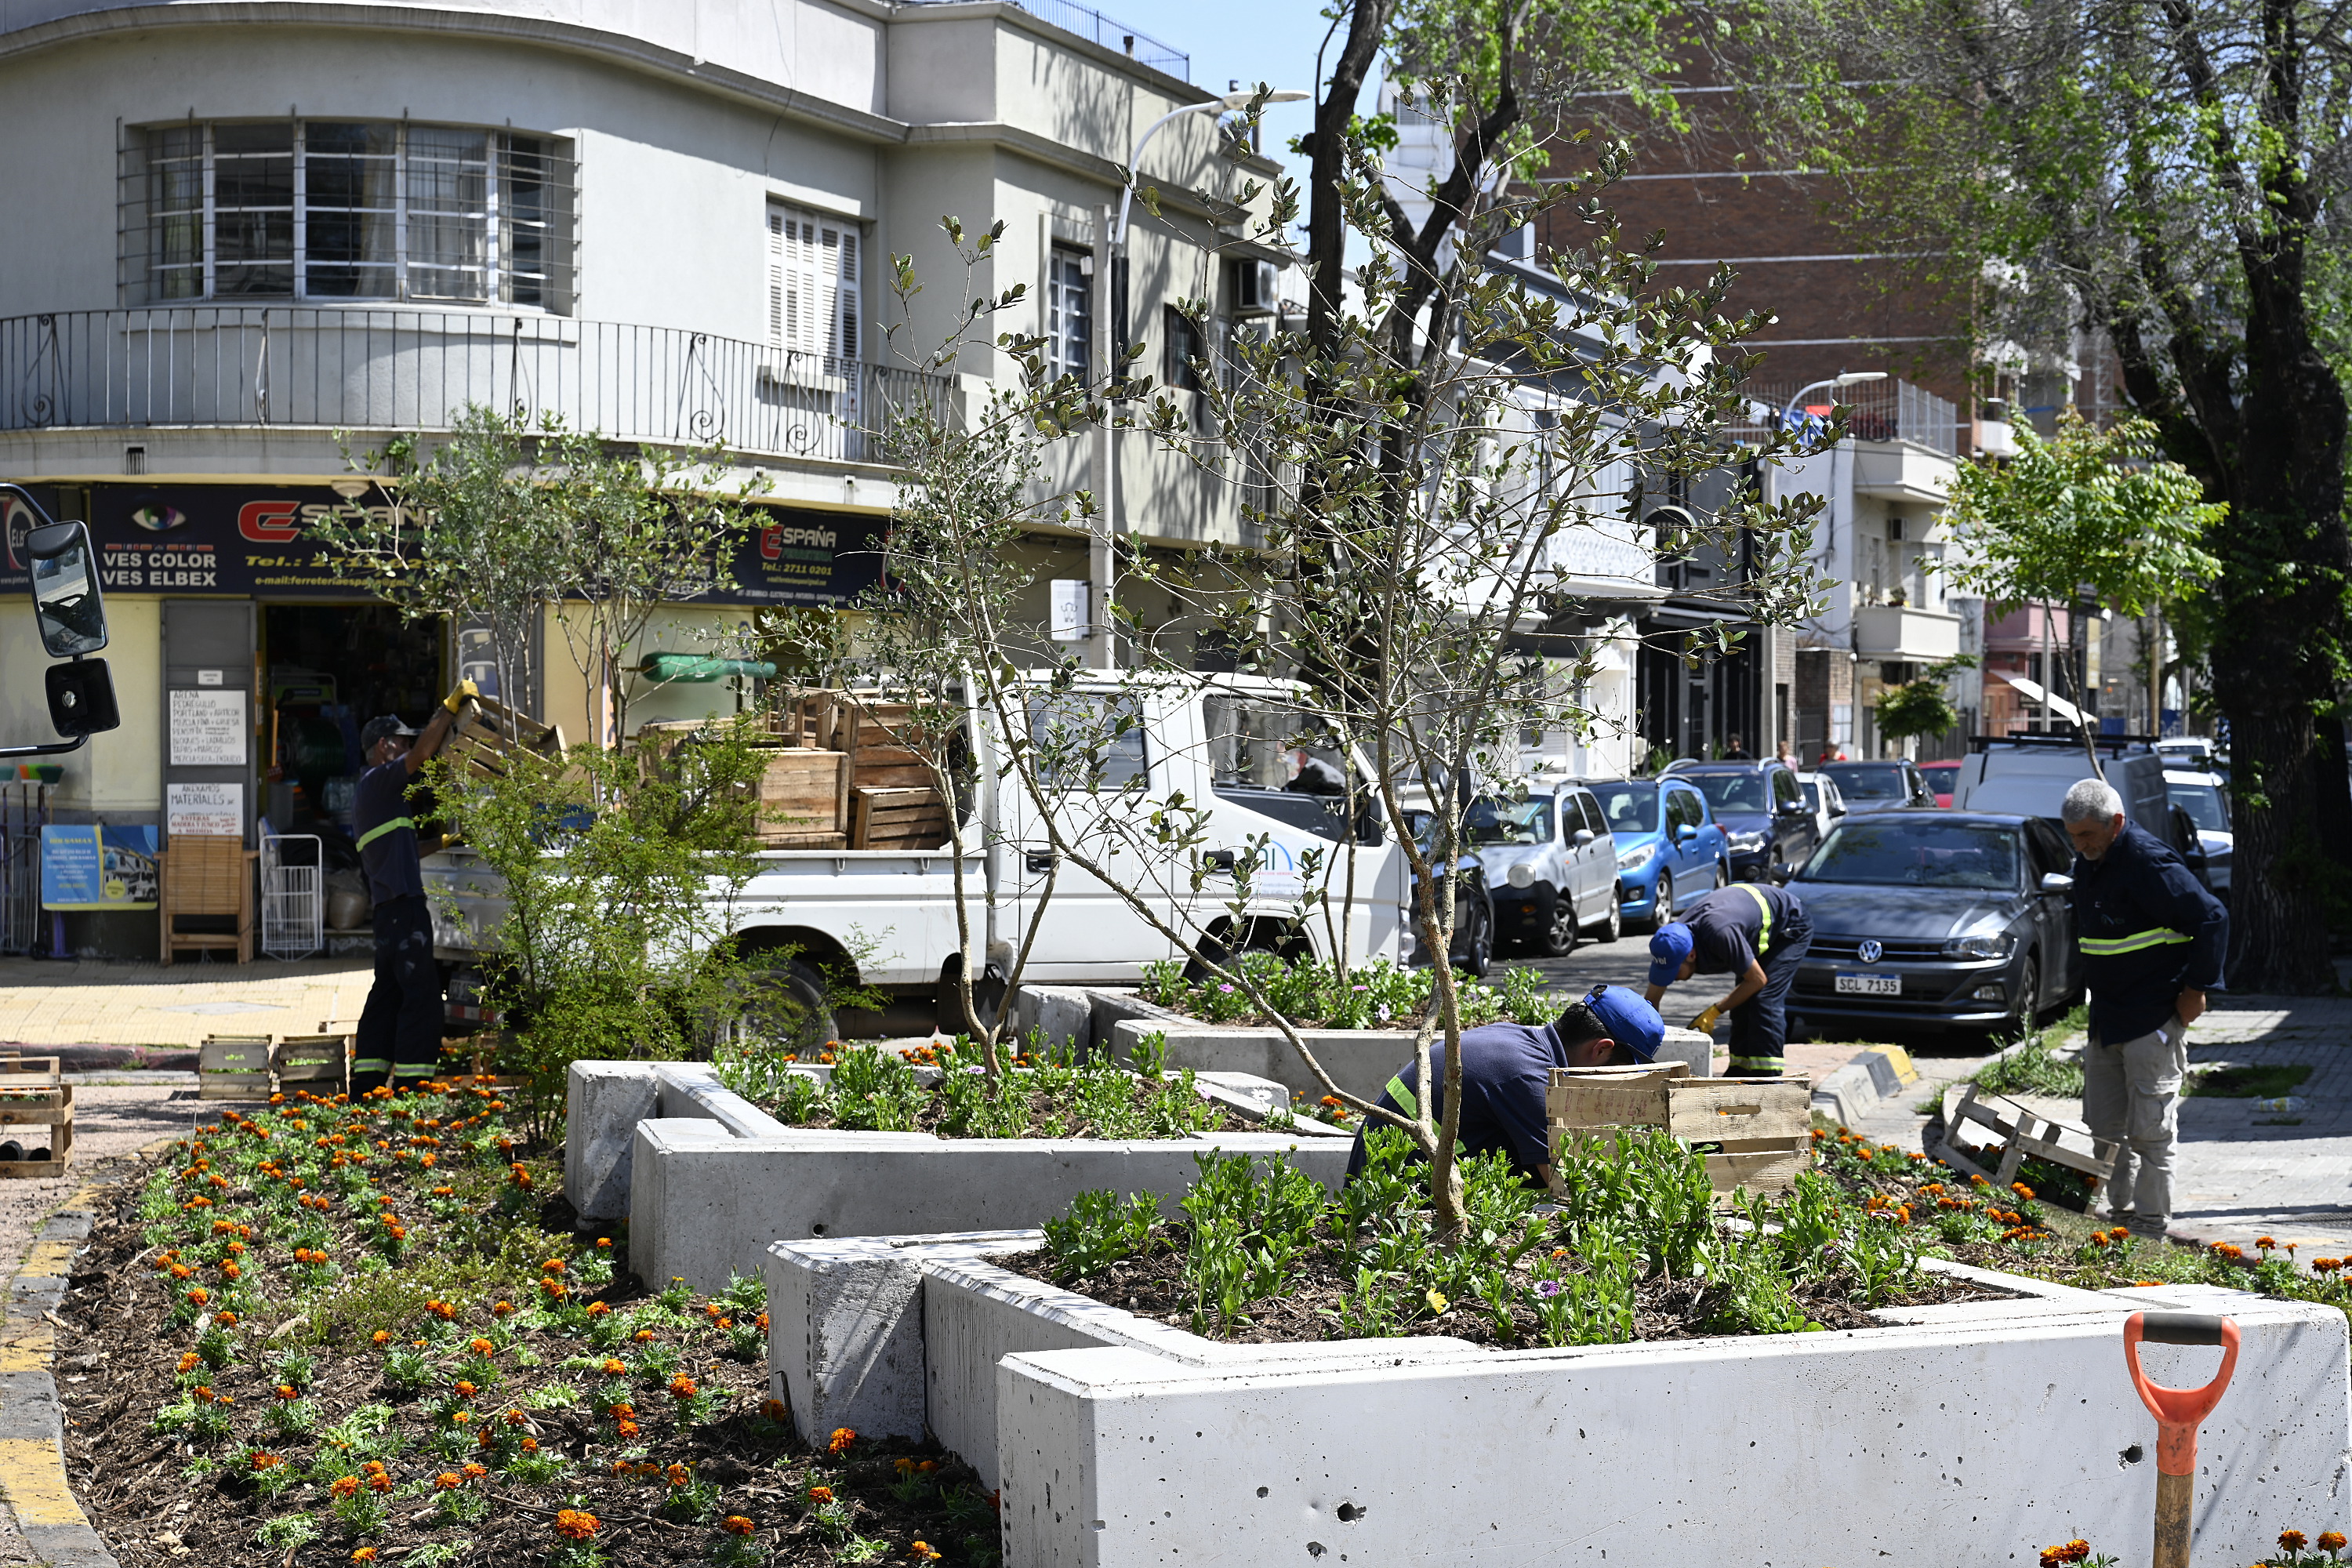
[768,203,861,371]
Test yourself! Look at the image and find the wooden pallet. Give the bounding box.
[1935,1084,2116,1203]
[1547,1063,1813,1201]
[198,1034,274,1100]
[0,1057,71,1177]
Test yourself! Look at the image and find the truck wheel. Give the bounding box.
[740,955,838,1053]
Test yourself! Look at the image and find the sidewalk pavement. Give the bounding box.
[1840,993,2352,1256]
[0,956,374,1050]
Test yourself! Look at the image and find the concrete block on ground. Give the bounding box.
[1811,1062,1881,1127]
[632,1123,1352,1291]
[1011,985,1094,1056]
[1082,989,1186,1063]
[565,1061,661,1221]
[653,1062,792,1138]
[769,1229,2349,1563]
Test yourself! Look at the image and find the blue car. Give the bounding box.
[1590,776,1733,931]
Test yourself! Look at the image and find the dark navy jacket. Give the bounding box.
[2069,819,2227,1044]
[1343,1021,1568,1183]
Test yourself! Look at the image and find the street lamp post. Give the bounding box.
[1087,85,1305,670]
[1777,368,1887,434]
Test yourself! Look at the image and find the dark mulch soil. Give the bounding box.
[56,1110,1004,1566]
[990,1224,2007,1347]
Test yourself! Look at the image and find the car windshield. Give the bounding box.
[1823,763,1907,800]
[1683,771,1769,812]
[2171,780,2228,832]
[1922,764,1959,795]
[1594,781,1660,835]
[1465,797,1551,846]
[1799,818,2024,890]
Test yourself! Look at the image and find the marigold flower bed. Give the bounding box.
[56,1079,1007,1566]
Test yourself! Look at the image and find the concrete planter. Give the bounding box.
[564,1061,1349,1293]
[1102,1008,1715,1105]
[768,1230,2350,1567]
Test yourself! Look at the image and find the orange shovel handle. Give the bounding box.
[2125,1312,2240,1475]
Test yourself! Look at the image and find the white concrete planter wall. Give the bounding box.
[563,1060,1350,1292]
[1105,1014,1715,1104]
[768,1231,2351,1567]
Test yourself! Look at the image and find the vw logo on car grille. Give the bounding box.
[1857,939,1884,964]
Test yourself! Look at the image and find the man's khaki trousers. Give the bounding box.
[2082,1018,2187,1222]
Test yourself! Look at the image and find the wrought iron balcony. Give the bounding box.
[0,307,956,466]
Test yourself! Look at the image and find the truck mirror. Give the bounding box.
[27,521,107,657]
[45,659,118,737]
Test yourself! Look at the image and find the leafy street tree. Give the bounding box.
[1729,0,2351,990]
[1873,656,1978,755]
[1943,413,2226,785]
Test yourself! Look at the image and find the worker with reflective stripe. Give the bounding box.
[353,684,472,1089]
[1342,985,1668,1187]
[2061,776,2227,1239]
[1645,880,1812,1077]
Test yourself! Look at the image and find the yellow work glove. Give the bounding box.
[1689,1004,1722,1033]
[443,677,480,713]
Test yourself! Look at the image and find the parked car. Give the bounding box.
[1661,760,1820,884]
[1592,776,1732,931]
[1397,808,1499,976]
[1796,771,1848,846]
[1819,759,1937,814]
[1464,785,1621,956]
[2155,737,2226,775]
[1920,758,1962,808]
[2165,768,2232,898]
[1948,737,2207,880]
[1788,811,2085,1036]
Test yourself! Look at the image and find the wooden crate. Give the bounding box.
[445,693,564,781]
[1934,1084,2115,1207]
[274,1033,352,1098]
[760,750,850,838]
[162,834,254,965]
[776,689,844,751]
[843,701,939,792]
[1547,1064,1813,1200]
[198,1035,274,1100]
[850,786,952,851]
[0,1058,71,1176]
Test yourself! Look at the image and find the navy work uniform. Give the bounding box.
[1652,882,1812,1076]
[353,721,445,1087]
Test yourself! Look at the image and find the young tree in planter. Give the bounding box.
[1943,412,2224,778]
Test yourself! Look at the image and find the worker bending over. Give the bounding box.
[2060,777,2227,1240]
[1646,881,1811,1077]
[1344,985,1667,1188]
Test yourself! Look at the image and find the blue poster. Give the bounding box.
[40,826,161,910]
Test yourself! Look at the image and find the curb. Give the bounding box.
[1809,1044,1922,1126]
[0,1171,117,1568]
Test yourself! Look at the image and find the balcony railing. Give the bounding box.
[0,307,956,466]
[1727,377,1960,458]
[905,0,1189,76]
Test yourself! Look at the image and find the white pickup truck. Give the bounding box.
[423,677,1494,1026]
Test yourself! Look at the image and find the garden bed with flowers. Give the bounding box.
[1134,954,1555,1031]
[989,1127,2002,1347]
[55,1080,1009,1567]
[726,1038,1252,1140]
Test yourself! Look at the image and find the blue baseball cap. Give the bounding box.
[1648,921,1695,988]
[1579,984,1664,1064]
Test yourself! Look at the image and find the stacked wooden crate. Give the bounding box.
[0,1057,72,1175]
[1547,1062,1813,1201]
[839,700,951,850]
[445,693,565,781]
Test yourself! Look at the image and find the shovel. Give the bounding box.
[2124,1310,2241,1568]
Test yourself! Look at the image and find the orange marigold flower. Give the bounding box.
[365,1472,392,1494]
[668,1374,698,1400]
[2282,1531,2309,1553]
[808,1486,834,1504]
[602,1359,628,1375]
[542,1258,565,1275]
[615,1419,641,1439]
[828,1426,856,1455]
[2317,1530,2346,1552]
[350,1550,376,1564]
[596,1237,612,1249]
[520,1437,539,1454]
[435,1471,463,1490]
[911,1544,942,1562]
[2257,1236,2277,1250]
[455,1381,478,1398]
[176,1352,201,1374]
[665,1462,691,1487]
[756,1312,770,1330]
[761,1397,787,1422]
[185,1287,209,1305]
[249,1451,281,1472]
[721,1515,755,1537]
[331,1475,361,1499]
[461,1463,487,1479]
[169,1262,193,1280]
[503,1408,528,1427]
[469,1338,495,1356]
[492,1301,515,1317]
[219,1261,241,1279]
[633,1329,655,1342]
[610,1460,633,1476]
[585,1301,611,1317]
[275,1384,299,1401]
[553,1508,600,1542]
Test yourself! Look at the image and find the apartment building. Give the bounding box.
[0,0,1282,956]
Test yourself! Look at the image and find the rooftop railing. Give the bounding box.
[1725,377,1960,457]
[906,0,1188,77]
[0,307,956,466]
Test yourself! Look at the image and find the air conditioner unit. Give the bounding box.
[1231,259,1279,317]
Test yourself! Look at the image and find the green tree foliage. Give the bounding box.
[1874,658,1975,749]
[1722,0,2352,989]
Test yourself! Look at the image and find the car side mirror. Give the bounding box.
[1672,822,1696,844]
[2039,872,2074,894]
[1572,828,1595,847]
[28,521,107,657]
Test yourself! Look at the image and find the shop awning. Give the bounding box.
[1993,672,2086,725]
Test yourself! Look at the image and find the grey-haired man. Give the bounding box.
[2060,776,2227,1240]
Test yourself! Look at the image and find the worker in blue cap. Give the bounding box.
[1646,883,1811,1077]
[1344,984,1667,1188]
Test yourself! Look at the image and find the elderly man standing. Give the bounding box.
[2060,776,2228,1239]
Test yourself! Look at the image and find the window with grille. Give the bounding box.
[122,120,575,309]
[768,203,862,368]
[1047,248,1091,382]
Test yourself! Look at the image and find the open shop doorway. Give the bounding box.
[260,604,446,944]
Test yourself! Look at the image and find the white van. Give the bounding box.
[1951,737,2209,880]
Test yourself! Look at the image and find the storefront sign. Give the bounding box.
[720,507,888,607]
[39,825,160,910]
[166,782,244,837]
[169,688,248,766]
[82,485,390,598]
